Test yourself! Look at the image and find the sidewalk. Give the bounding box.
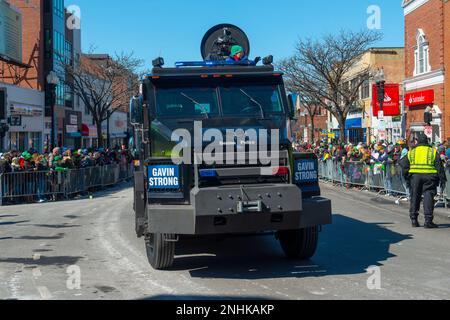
[320,181,450,221]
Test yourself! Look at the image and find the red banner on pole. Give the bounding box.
[372,83,400,117]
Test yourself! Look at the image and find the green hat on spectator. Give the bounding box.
[22,151,32,160]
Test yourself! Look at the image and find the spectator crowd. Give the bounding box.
[0,145,135,205]
[294,139,450,167]
[0,145,133,175]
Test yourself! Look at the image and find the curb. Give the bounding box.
[320,180,450,221]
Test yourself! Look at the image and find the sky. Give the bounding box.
[65,0,405,69]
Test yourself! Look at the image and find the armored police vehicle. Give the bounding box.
[130,24,332,270]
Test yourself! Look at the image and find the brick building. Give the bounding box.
[327,47,405,144]
[293,97,328,143]
[0,0,83,150]
[1,0,45,151]
[403,0,449,143]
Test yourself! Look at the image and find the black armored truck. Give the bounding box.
[130,24,332,270]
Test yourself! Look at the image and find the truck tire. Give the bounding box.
[145,233,176,270]
[278,227,319,260]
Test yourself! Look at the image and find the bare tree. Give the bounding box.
[296,93,322,144]
[63,52,143,147]
[279,30,382,141]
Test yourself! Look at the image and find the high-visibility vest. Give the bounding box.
[408,146,438,174]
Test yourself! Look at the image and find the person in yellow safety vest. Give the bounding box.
[400,133,447,229]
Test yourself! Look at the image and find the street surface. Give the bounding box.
[1,182,450,300]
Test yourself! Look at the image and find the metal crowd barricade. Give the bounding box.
[384,164,408,197]
[101,164,119,186]
[367,164,385,192]
[342,162,367,188]
[0,163,134,206]
[0,171,65,205]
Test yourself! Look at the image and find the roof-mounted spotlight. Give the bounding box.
[152,57,165,68]
[263,55,273,65]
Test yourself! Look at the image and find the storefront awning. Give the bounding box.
[345,118,362,129]
[82,124,98,138]
[82,124,89,137]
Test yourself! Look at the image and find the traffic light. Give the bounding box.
[0,123,9,139]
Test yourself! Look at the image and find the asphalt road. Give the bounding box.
[1,182,450,300]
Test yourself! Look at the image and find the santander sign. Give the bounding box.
[405,90,434,107]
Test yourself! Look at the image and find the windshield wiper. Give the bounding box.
[239,89,266,119]
[180,92,210,119]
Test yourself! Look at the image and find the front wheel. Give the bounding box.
[145,233,176,270]
[278,227,319,260]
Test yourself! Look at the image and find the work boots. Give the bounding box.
[411,219,420,228]
[424,219,439,229]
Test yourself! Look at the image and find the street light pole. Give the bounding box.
[47,71,59,150]
[374,68,386,142]
[375,68,386,116]
[107,110,111,149]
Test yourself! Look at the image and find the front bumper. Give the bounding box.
[148,184,332,235]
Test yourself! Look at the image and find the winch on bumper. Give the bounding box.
[148,184,332,235]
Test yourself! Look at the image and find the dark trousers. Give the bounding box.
[410,173,439,221]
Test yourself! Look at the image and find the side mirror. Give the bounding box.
[130,95,143,125]
[287,94,297,120]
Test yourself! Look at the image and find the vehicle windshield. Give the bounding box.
[220,85,283,116]
[156,87,219,118]
[155,84,284,118]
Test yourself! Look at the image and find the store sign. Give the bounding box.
[115,120,125,128]
[8,115,21,126]
[70,115,78,125]
[372,84,400,117]
[66,125,78,134]
[405,90,434,107]
[0,1,22,62]
[10,104,43,117]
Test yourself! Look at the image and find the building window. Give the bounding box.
[361,79,370,99]
[29,132,42,152]
[414,29,430,76]
[53,0,64,19]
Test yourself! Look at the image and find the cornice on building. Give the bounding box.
[403,0,430,16]
[403,69,444,91]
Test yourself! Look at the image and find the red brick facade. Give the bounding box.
[403,0,448,142]
[294,103,328,143]
[6,0,44,91]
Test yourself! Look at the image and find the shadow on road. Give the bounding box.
[168,214,412,280]
[0,220,30,226]
[0,256,83,266]
[15,233,66,240]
